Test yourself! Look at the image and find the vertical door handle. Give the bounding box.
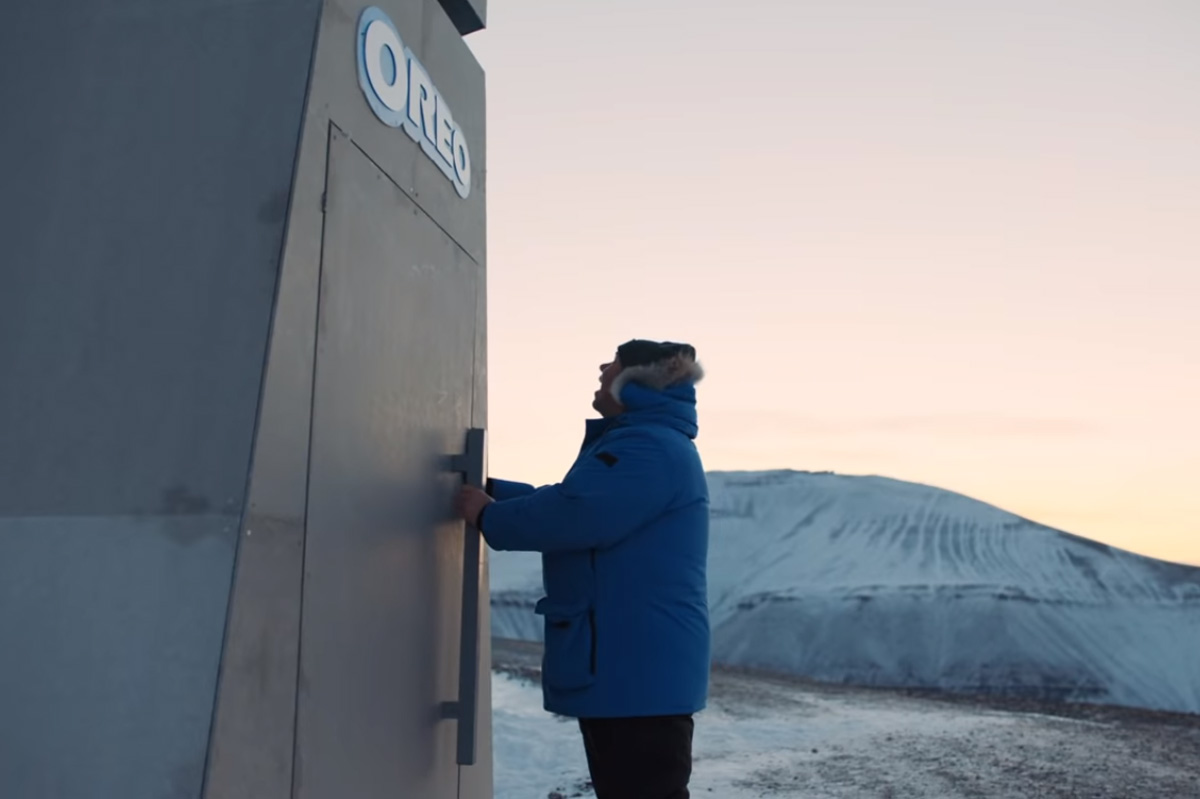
[443,427,486,766]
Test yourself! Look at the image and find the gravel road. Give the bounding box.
[492,638,1200,799]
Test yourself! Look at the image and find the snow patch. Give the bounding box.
[492,666,1200,799]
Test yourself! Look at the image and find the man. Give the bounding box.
[455,339,710,799]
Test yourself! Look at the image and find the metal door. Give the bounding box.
[294,126,482,799]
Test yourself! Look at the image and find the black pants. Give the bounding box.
[577,714,694,799]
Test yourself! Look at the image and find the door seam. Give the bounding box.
[289,118,337,799]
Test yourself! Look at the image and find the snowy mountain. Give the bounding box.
[489,470,1200,714]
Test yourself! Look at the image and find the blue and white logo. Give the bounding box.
[356,7,472,199]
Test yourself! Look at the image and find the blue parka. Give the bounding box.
[481,378,710,719]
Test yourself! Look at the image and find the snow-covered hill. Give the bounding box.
[489,470,1200,714]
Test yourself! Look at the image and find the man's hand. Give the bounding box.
[454,485,494,528]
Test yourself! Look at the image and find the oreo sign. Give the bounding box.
[356,7,472,199]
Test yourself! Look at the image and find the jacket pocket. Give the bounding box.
[534,598,596,691]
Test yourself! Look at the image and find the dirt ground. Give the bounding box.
[492,638,1200,799]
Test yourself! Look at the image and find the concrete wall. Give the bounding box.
[0,2,320,797]
[1,1,489,797]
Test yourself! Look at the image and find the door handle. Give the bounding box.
[442,427,486,766]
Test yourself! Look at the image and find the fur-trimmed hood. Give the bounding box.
[610,352,705,402]
[601,353,704,441]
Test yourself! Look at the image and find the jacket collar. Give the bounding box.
[581,380,700,448]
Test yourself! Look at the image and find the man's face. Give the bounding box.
[592,355,624,417]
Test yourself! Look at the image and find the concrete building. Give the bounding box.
[0,1,493,796]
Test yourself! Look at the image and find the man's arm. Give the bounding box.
[486,478,537,502]
[479,430,673,554]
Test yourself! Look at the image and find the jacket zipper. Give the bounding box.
[588,608,597,675]
[589,549,597,675]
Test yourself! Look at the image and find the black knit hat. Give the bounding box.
[616,339,697,368]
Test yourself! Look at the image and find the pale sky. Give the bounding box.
[465,0,1199,566]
